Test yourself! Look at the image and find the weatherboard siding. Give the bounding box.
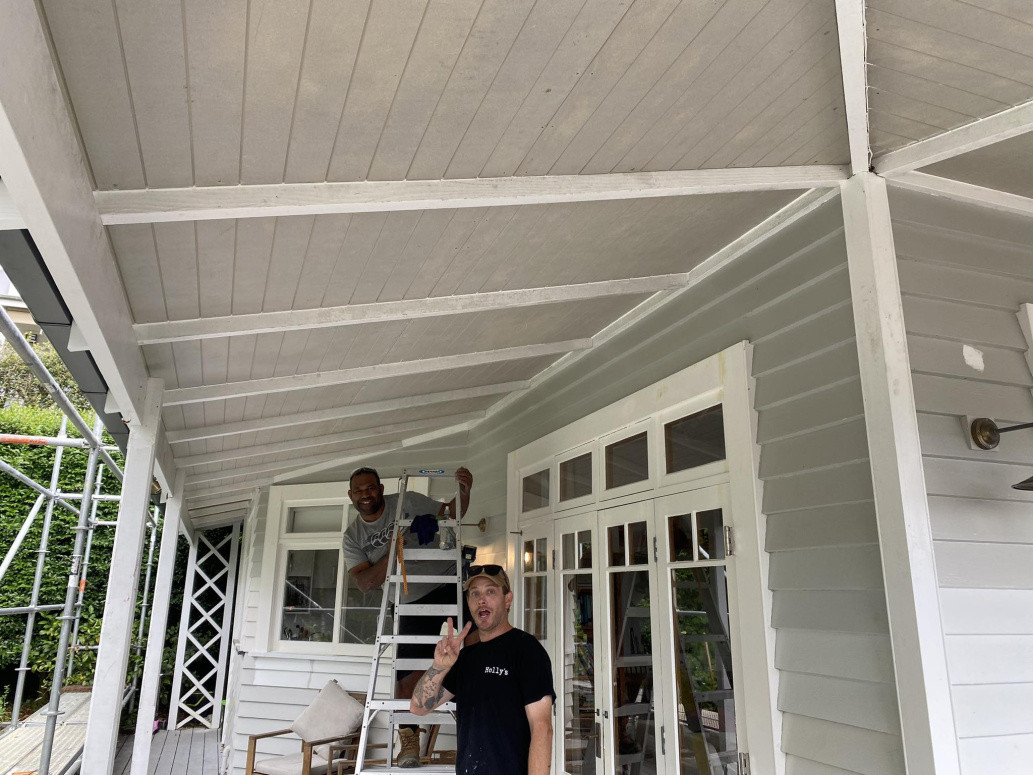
[890,186,1033,774]
[469,198,903,774]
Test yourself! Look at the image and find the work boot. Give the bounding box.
[397,726,421,768]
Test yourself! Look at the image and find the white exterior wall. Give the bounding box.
[469,199,903,775]
[891,187,1033,773]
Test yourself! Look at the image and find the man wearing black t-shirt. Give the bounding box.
[410,564,554,775]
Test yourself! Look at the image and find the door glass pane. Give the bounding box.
[608,525,626,567]
[281,549,337,642]
[697,509,725,561]
[605,432,649,489]
[664,405,725,474]
[523,469,550,511]
[524,576,548,640]
[285,505,342,533]
[561,453,593,501]
[524,540,535,572]
[671,566,736,773]
[628,521,649,565]
[563,533,576,570]
[609,570,657,775]
[536,537,549,571]
[669,513,695,562]
[562,572,596,774]
[577,530,593,569]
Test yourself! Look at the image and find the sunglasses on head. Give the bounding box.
[463,564,504,580]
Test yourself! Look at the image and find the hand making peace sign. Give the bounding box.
[433,617,472,670]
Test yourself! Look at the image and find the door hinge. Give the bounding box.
[551,548,556,570]
[653,535,658,562]
[738,752,751,774]
[724,525,735,556]
[660,725,666,756]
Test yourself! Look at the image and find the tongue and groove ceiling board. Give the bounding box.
[866,0,1033,157]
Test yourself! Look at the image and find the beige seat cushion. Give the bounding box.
[291,679,364,759]
[252,751,330,775]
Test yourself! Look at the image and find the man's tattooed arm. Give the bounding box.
[411,665,450,714]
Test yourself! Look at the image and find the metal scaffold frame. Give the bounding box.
[0,304,162,774]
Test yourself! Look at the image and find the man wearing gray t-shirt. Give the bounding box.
[343,465,473,768]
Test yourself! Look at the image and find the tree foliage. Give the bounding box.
[0,338,93,414]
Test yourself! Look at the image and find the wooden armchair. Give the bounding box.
[245,685,376,775]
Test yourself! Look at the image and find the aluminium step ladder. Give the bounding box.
[354,468,466,774]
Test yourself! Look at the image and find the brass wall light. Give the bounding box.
[970,417,1033,490]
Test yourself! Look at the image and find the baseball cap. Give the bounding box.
[462,564,511,593]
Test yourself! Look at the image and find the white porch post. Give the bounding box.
[83,379,164,775]
[129,472,184,775]
[840,173,961,774]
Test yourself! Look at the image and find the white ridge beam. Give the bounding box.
[174,412,483,468]
[163,340,588,406]
[889,171,1033,220]
[166,381,527,443]
[834,0,871,175]
[136,276,689,345]
[96,166,848,225]
[875,97,1033,175]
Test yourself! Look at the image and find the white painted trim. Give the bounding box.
[130,474,184,775]
[166,531,197,729]
[0,4,150,430]
[270,443,465,485]
[1017,304,1033,392]
[96,166,849,225]
[184,488,256,508]
[135,276,692,344]
[840,172,960,774]
[66,321,88,352]
[187,499,251,518]
[174,412,482,468]
[889,171,1033,220]
[484,188,838,424]
[166,381,527,443]
[84,379,163,774]
[163,340,588,406]
[191,509,249,531]
[722,342,784,775]
[211,524,240,728]
[875,97,1033,175]
[184,446,385,487]
[0,179,25,230]
[834,0,871,175]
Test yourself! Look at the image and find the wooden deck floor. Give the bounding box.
[113,727,222,775]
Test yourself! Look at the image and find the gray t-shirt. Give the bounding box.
[341,491,456,601]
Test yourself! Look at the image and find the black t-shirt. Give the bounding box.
[442,627,555,775]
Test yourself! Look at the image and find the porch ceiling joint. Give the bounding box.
[834,0,872,176]
[95,166,849,225]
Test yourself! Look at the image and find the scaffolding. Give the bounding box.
[0,303,160,775]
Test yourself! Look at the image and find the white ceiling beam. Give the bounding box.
[174,411,484,468]
[0,180,25,230]
[187,500,251,518]
[273,444,466,485]
[163,340,588,407]
[185,448,371,487]
[190,510,248,530]
[166,380,527,444]
[875,97,1033,175]
[889,171,1033,220]
[0,4,152,432]
[184,487,256,507]
[834,0,871,175]
[95,166,849,226]
[137,275,693,345]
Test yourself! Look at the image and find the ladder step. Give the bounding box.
[394,657,434,671]
[400,548,456,560]
[395,604,459,617]
[387,574,460,584]
[380,634,441,644]
[357,765,455,774]
[368,699,456,713]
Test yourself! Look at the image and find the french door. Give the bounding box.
[553,486,743,775]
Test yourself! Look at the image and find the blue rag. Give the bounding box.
[409,514,439,546]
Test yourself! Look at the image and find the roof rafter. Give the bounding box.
[163,340,589,406]
[137,275,693,345]
[174,411,483,468]
[185,487,257,506]
[834,0,871,175]
[875,97,1033,175]
[95,166,849,226]
[166,380,527,443]
[0,180,25,230]
[185,447,378,487]
[889,171,1033,220]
